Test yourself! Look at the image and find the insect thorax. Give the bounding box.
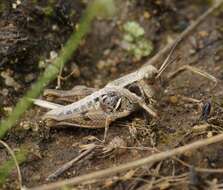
[99,92,134,113]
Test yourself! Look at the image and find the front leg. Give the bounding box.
[137,80,156,103]
[43,85,97,103]
[117,87,158,118]
[127,80,157,105]
[103,110,132,142]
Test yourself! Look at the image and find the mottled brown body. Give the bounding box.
[44,86,143,128]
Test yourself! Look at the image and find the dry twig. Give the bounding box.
[46,143,96,181]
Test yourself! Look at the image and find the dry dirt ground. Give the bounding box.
[1,0,223,189]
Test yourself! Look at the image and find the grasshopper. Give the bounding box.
[33,41,217,142]
[35,41,179,117]
[34,85,158,141]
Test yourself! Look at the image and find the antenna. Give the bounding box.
[156,38,181,79]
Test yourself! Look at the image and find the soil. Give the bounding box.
[1,0,223,189]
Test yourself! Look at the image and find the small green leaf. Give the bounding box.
[123,21,145,38]
[123,34,134,42]
[122,21,153,61]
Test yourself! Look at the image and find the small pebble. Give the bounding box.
[71,63,80,78]
[49,51,58,60]
[207,131,213,138]
[198,30,209,37]
[189,49,196,55]
[25,73,36,83]
[143,11,151,19]
[169,95,178,104]
[52,24,59,31]
[20,121,39,131]
[2,88,9,96]
[214,55,221,61]
[3,107,13,113]
[110,67,117,74]
[38,60,46,69]
[97,60,107,70]
[1,70,21,90]
[32,174,41,181]
[20,121,31,130]
[12,3,17,9]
